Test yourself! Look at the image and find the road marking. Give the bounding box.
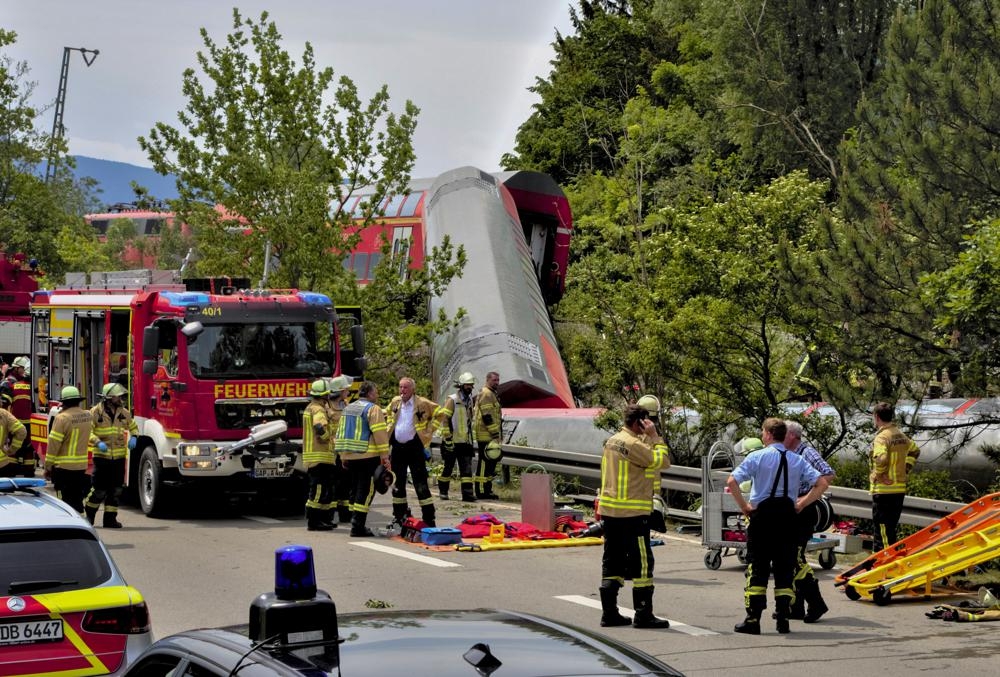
[354,541,462,568]
[554,594,718,636]
[243,515,283,524]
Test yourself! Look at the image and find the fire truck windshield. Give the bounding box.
[186,322,333,378]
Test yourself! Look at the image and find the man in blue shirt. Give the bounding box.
[726,418,830,635]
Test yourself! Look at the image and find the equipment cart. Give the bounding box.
[700,440,837,571]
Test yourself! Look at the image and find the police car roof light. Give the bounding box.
[274,545,317,601]
[0,477,47,491]
[296,291,333,306]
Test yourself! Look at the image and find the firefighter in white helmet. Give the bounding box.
[45,386,93,516]
[434,371,477,502]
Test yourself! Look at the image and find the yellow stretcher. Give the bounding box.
[842,522,1000,605]
[455,536,604,552]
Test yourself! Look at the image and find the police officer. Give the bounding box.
[8,356,35,476]
[303,379,337,531]
[435,372,477,502]
[0,388,28,478]
[45,386,94,515]
[334,381,390,537]
[726,418,829,635]
[598,404,671,629]
[473,371,502,499]
[84,383,138,528]
[385,377,438,527]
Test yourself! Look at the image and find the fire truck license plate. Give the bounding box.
[0,619,63,646]
[252,458,293,479]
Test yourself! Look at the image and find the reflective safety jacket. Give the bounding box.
[46,405,93,471]
[870,424,920,494]
[11,378,32,424]
[335,399,390,461]
[436,391,474,445]
[599,427,669,518]
[385,394,438,447]
[0,408,27,470]
[302,399,336,468]
[89,402,139,460]
[473,386,502,442]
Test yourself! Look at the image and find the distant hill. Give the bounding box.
[71,156,180,209]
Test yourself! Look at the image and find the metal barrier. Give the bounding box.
[501,444,965,528]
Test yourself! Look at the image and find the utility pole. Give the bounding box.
[45,46,99,184]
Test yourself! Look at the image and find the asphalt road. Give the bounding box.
[98,495,998,677]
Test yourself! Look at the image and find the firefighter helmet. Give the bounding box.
[12,356,30,370]
[636,395,661,415]
[373,463,396,494]
[101,382,127,398]
[0,381,12,406]
[309,379,331,397]
[457,371,475,386]
[60,385,82,401]
[328,375,353,392]
[650,494,668,533]
[484,439,502,460]
[740,437,764,453]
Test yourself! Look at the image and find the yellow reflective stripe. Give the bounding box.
[49,430,66,442]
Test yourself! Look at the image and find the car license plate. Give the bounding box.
[0,619,63,646]
[252,457,292,479]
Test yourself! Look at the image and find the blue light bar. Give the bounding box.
[274,545,317,601]
[161,291,211,306]
[296,291,332,306]
[0,477,46,490]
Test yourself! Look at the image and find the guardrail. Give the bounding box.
[500,443,964,528]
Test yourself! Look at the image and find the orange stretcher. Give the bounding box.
[840,521,1000,605]
[835,492,1000,587]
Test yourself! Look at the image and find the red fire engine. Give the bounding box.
[28,270,365,516]
[0,252,41,360]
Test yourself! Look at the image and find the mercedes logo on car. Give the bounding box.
[7,597,26,612]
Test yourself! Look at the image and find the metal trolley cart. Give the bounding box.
[701,440,837,570]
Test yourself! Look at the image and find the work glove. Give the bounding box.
[97,442,108,453]
[128,436,137,451]
[424,447,432,461]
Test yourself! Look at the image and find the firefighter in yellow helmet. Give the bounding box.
[45,386,93,515]
[334,381,390,537]
[434,371,477,502]
[303,379,337,531]
[84,382,138,528]
[472,371,503,499]
[326,374,355,524]
[598,404,672,629]
[0,386,28,478]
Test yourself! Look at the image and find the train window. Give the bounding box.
[342,256,352,271]
[382,193,406,217]
[91,219,109,234]
[368,253,383,275]
[145,219,164,235]
[352,253,369,279]
[399,191,422,217]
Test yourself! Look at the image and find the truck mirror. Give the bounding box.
[181,321,204,339]
[350,324,366,357]
[142,359,158,375]
[353,356,368,375]
[142,327,160,358]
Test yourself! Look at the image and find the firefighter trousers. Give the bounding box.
[52,467,91,515]
[439,442,475,499]
[744,496,797,612]
[390,436,435,524]
[85,457,125,515]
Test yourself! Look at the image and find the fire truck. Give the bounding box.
[28,270,366,516]
[0,252,41,359]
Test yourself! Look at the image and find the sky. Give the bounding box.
[2,1,575,178]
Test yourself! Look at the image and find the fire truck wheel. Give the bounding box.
[138,447,167,517]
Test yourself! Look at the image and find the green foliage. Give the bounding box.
[906,470,963,502]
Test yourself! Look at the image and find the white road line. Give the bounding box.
[554,594,718,636]
[243,515,283,524]
[354,541,462,568]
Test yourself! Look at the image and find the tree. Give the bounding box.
[139,9,420,292]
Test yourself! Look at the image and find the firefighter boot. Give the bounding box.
[338,507,352,524]
[438,479,449,501]
[350,513,375,538]
[306,508,334,532]
[421,504,436,528]
[598,583,631,627]
[85,506,98,526]
[735,596,764,635]
[802,579,829,624]
[632,588,670,629]
[774,596,792,634]
[775,582,805,620]
[102,511,123,529]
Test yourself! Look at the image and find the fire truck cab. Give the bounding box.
[29,270,365,516]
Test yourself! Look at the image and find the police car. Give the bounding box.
[123,545,684,677]
[0,477,152,676]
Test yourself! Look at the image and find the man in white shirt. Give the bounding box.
[384,377,439,526]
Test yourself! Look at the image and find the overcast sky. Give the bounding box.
[2,1,575,178]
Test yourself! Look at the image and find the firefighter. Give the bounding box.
[598,404,671,629]
[385,377,439,526]
[434,371,477,502]
[44,386,94,515]
[84,382,138,528]
[0,388,28,478]
[334,381,390,537]
[326,375,355,525]
[8,356,35,476]
[472,371,503,500]
[303,379,337,531]
[870,402,920,552]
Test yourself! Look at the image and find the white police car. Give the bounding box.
[123,545,684,676]
[0,477,153,676]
